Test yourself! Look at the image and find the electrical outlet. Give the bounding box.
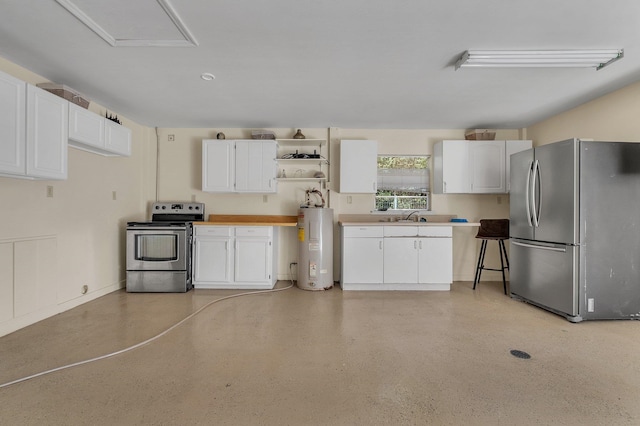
[81,285,88,294]
[112,191,117,200]
[497,196,502,205]
[168,134,175,142]
[347,195,352,204]
[263,195,268,203]
[46,185,53,198]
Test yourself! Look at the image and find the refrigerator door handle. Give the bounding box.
[525,161,533,227]
[512,241,567,253]
[531,159,541,227]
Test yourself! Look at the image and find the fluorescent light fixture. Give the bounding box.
[455,49,623,71]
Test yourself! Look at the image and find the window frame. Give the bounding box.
[375,154,431,212]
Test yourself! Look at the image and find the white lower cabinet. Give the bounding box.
[341,225,452,290]
[341,226,384,286]
[193,225,278,289]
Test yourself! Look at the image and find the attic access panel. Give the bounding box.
[56,0,197,47]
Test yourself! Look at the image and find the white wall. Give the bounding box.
[0,57,155,336]
[527,81,640,145]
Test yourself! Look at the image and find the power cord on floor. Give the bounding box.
[0,269,296,390]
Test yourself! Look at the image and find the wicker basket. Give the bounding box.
[465,129,496,140]
[36,83,90,109]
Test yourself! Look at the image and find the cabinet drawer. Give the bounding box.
[342,226,384,238]
[383,226,418,237]
[194,226,232,237]
[235,226,272,237]
[418,226,452,237]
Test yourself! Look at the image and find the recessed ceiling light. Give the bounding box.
[455,49,624,71]
[201,73,216,81]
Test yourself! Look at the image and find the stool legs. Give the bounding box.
[498,239,507,295]
[473,240,488,289]
[473,239,509,295]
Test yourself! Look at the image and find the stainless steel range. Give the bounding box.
[126,202,205,292]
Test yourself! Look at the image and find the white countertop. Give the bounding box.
[339,221,480,227]
[338,213,479,227]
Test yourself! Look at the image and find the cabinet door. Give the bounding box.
[202,139,234,192]
[505,140,532,192]
[0,242,13,323]
[342,237,384,283]
[339,140,378,193]
[418,237,453,284]
[104,119,132,156]
[14,237,57,317]
[235,237,271,283]
[383,237,419,283]
[235,140,276,193]
[0,70,26,176]
[469,140,505,193]
[193,237,233,283]
[26,85,68,180]
[438,140,470,193]
[68,102,104,149]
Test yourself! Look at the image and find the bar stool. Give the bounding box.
[473,219,510,295]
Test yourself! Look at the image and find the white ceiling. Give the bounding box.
[2,0,640,130]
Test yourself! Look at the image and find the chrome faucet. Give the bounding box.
[403,210,420,221]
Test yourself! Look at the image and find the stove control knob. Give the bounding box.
[188,206,193,210]
[161,205,166,209]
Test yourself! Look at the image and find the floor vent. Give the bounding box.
[510,349,531,359]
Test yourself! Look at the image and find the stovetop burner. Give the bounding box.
[127,221,190,227]
[128,202,205,227]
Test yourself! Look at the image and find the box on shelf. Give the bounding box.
[251,130,276,140]
[465,129,496,140]
[36,83,90,109]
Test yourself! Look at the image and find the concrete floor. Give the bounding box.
[1,281,639,425]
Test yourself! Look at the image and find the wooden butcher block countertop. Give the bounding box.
[194,214,298,226]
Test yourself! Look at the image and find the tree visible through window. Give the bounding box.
[376,155,430,211]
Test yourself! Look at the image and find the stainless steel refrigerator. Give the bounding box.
[509,138,640,322]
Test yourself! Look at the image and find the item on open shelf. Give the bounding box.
[36,83,90,109]
[105,111,121,125]
[465,129,496,140]
[293,129,306,139]
[251,130,275,139]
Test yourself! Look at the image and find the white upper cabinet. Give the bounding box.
[25,84,68,180]
[1,75,69,180]
[104,119,131,156]
[0,70,26,176]
[202,139,234,192]
[68,103,131,156]
[433,140,470,193]
[339,139,378,193]
[202,139,277,193]
[235,140,277,193]
[469,140,506,193]
[434,140,531,194]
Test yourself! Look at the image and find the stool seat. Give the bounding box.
[473,219,509,294]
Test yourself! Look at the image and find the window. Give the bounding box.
[376,155,430,211]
